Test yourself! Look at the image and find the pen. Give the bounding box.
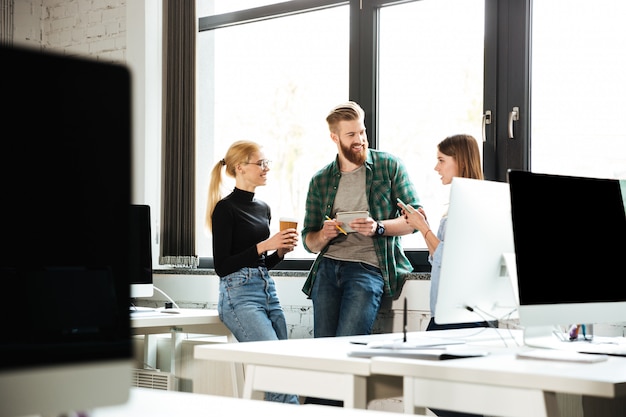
[403,297,407,343]
[325,215,348,235]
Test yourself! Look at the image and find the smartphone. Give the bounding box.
[396,197,414,213]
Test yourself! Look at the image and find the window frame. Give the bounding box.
[195,0,530,271]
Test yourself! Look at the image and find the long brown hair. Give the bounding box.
[437,134,483,180]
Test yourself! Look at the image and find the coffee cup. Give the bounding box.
[279,217,298,231]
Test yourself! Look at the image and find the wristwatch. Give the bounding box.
[375,221,385,237]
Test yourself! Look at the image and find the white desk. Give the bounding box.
[131,308,231,336]
[371,351,626,417]
[91,387,421,417]
[370,328,626,417]
[131,309,241,395]
[194,328,626,416]
[194,331,449,409]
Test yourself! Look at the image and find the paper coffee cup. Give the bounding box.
[279,217,298,231]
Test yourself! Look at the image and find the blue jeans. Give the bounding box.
[311,258,384,337]
[218,266,299,404]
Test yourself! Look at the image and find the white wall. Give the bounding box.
[125,1,162,215]
[12,0,163,266]
[135,272,433,340]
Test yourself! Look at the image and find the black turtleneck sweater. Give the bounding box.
[211,187,281,277]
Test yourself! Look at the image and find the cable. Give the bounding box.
[465,305,521,347]
[152,285,180,309]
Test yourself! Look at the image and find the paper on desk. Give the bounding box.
[348,347,488,360]
[516,349,608,363]
[366,337,466,350]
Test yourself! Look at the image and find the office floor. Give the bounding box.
[369,395,589,417]
[368,397,404,413]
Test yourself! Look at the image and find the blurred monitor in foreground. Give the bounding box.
[0,45,133,417]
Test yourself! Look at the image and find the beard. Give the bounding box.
[340,140,367,165]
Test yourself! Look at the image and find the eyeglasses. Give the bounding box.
[244,159,271,170]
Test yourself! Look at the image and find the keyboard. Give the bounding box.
[576,342,626,357]
[516,349,608,363]
[553,336,626,357]
[348,347,489,360]
[130,307,159,317]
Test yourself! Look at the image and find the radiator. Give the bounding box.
[132,369,178,391]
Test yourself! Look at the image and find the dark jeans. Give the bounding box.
[305,259,384,407]
[311,258,384,337]
[425,317,497,417]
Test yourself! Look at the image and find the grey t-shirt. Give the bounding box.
[324,165,379,268]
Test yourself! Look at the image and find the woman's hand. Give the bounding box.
[397,202,430,234]
[261,228,298,257]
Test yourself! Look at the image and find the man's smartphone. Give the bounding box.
[396,197,414,213]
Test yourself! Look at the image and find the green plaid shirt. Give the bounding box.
[301,149,421,299]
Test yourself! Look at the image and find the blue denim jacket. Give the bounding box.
[429,216,447,315]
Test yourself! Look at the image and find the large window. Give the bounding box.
[530,0,626,179]
[194,0,626,269]
[197,1,349,262]
[378,0,485,248]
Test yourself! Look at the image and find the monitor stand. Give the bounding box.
[490,253,519,321]
[500,252,519,305]
[521,325,625,355]
[522,325,565,349]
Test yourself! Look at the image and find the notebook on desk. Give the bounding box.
[348,347,489,360]
[364,337,466,350]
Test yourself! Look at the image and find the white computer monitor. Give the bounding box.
[434,177,519,324]
[0,45,132,417]
[508,170,626,346]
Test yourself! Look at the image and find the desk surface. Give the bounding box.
[131,308,231,336]
[196,331,373,375]
[370,350,626,398]
[131,308,221,328]
[90,387,409,417]
[194,330,423,407]
[193,327,517,375]
[194,327,626,402]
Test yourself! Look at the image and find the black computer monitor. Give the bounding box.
[508,170,626,346]
[130,204,154,299]
[0,45,132,417]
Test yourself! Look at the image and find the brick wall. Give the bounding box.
[13,0,126,63]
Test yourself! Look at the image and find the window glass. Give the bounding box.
[378,0,485,248]
[196,5,349,259]
[531,0,626,180]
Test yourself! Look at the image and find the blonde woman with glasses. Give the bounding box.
[205,140,299,404]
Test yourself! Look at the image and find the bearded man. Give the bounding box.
[301,101,422,344]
